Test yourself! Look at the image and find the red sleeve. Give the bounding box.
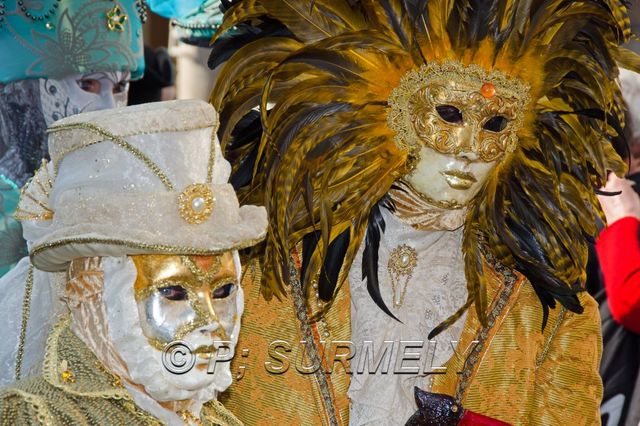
[459,411,511,425]
[595,216,640,334]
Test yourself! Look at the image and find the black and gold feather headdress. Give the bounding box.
[211,0,639,333]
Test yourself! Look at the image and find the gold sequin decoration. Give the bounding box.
[178,184,215,225]
[59,360,76,384]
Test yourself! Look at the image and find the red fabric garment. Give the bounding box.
[596,216,640,334]
[459,410,511,426]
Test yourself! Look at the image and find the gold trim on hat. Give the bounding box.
[30,235,266,269]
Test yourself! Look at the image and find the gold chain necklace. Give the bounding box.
[387,244,418,308]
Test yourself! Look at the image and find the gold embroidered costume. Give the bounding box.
[209,0,639,424]
[224,253,601,425]
[0,317,242,426]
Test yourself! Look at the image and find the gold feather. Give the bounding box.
[213,0,637,334]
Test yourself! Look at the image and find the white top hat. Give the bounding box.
[17,100,267,272]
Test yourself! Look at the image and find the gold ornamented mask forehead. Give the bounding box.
[387,61,531,164]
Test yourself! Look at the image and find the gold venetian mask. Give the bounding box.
[388,61,530,208]
[131,253,240,351]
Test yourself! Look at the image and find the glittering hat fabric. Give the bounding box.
[16,99,267,272]
[0,0,145,84]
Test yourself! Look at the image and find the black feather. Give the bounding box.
[402,0,428,27]
[271,103,354,167]
[377,0,411,48]
[362,200,400,322]
[226,110,263,191]
[301,230,321,295]
[319,229,351,301]
[209,18,294,70]
[466,0,500,44]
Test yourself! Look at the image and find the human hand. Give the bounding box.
[597,173,640,226]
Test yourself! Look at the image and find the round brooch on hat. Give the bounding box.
[178,184,215,225]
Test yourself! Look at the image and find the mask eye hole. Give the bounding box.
[158,285,188,301]
[436,105,463,124]
[76,78,101,94]
[113,81,129,94]
[483,116,508,132]
[213,283,236,299]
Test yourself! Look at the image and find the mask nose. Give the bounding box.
[194,288,218,320]
[191,293,228,340]
[457,149,479,162]
[97,79,123,110]
[456,124,480,162]
[100,91,117,109]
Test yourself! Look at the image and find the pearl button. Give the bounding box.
[191,197,205,212]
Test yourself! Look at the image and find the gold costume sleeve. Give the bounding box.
[530,291,603,426]
[0,388,50,426]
